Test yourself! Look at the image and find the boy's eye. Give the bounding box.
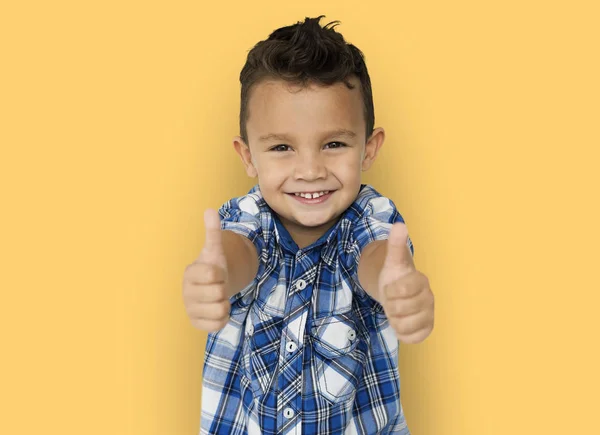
[324,141,347,149]
[269,142,347,152]
[270,144,291,152]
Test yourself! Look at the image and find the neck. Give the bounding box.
[281,218,338,249]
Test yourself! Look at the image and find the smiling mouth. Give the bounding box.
[287,190,333,199]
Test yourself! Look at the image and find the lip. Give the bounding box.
[288,190,332,195]
[287,191,334,204]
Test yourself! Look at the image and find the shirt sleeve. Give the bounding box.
[218,193,265,304]
[349,195,414,304]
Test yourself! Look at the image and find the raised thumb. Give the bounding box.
[202,208,225,258]
[382,222,414,271]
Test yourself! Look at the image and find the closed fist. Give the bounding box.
[182,208,231,332]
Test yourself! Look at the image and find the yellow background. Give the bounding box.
[1,0,599,433]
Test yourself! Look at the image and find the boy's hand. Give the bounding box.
[378,223,435,344]
[182,209,231,332]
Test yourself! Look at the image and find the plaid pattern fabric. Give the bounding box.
[200,184,414,435]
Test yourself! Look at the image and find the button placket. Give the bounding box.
[275,252,312,432]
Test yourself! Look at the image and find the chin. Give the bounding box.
[297,218,329,228]
[296,211,341,228]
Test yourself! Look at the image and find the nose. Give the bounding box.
[293,151,326,181]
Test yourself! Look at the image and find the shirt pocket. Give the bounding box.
[309,313,369,405]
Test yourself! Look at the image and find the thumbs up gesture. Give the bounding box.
[182,209,231,332]
[378,223,435,344]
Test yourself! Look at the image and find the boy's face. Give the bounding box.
[233,77,385,247]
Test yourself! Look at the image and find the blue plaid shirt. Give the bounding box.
[200,184,414,435]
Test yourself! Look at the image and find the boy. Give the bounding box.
[183,16,435,434]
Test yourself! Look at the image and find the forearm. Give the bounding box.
[221,230,259,299]
[357,240,387,303]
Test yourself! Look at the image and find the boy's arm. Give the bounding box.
[357,240,387,303]
[221,230,259,300]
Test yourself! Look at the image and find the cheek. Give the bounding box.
[256,158,287,186]
[330,153,361,178]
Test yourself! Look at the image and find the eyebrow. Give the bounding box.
[258,128,357,142]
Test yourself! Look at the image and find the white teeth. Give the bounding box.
[294,190,330,199]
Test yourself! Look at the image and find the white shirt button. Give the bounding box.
[296,279,306,290]
[286,341,297,353]
[347,328,356,341]
[283,407,295,419]
[247,323,254,335]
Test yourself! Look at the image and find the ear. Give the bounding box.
[361,127,385,171]
[233,136,258,178]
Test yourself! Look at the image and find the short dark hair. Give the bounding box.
[238,15,375,144]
